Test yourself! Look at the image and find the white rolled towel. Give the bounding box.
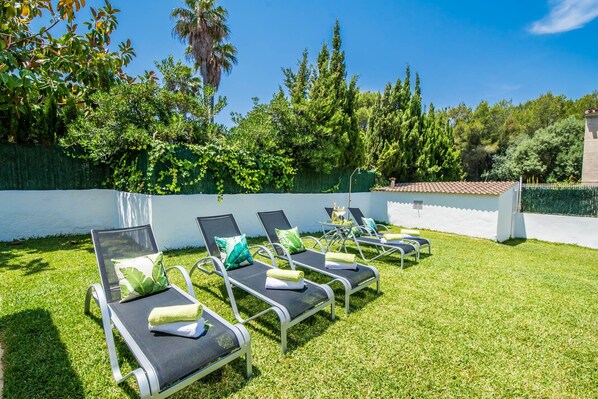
[265,276,305,290]
[325,260,357,270]
[149,318,205,338]
[380,238,403,244]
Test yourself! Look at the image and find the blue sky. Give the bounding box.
[88,0,598,125]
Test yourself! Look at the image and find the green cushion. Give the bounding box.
[214,234,253,270]
[275,226,306,254]
[361,217,377,233]
[112,252,170,303]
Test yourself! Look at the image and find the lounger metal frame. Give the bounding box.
[86,225,251,399]
[257,210,380,314]
[351,233,419,268]
[323,207,419,268]
[347,207,432,255]
[192,216,335,353]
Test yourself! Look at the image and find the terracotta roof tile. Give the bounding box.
[374,181,517,196]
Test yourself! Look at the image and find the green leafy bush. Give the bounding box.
[61,57,295,197]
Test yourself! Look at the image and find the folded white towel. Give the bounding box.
[265,276,305,290]
[380,238,403,244]
[325,260,357,270]
[149,318,205,338]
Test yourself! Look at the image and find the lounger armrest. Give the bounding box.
[301,235,326,252]
[85,284,152,395]
[357,226,372,235]
[376,223,391,232]
[358,224,378,236]
[401,238,421,251]
[165,265,195,298]
[263,242,297,270]
[190,256,244,323]
[249,245,277,268]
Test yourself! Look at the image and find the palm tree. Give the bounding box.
[172,0,237,104]
[206,41,237,90]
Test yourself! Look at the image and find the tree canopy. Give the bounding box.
[448,91,598,181]
[0,0,135,144]
[232,21,362,173]
[363,67,462,181]
[172,0,237,117]
[4,1,596,191]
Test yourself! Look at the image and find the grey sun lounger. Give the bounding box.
[323,207,419,268]
[347,207,431,254]
[192,214,335,353]
[86,225,251,399]
[257,210,380,314]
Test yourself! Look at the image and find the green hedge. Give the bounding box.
[0,144,110,190]
[521,185,598,217]
[1,144,375,193]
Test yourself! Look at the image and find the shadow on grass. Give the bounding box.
[0,255,54,275]
[0,235,94,276]
[0,308,85,398]
[84,312,142,399]
[417,252,433,260]
[500,238,528,247]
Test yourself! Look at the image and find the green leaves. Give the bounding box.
[120,267,155,296]
[449,91,596,181]
[226,239,250,267]
[275,227,306,254]
[1,0,135,144]
[484,116,585,182]
[264,21,362,173]
[215,235,253,270]
[113,252,170,302]
[151,253,169,291]
[364,67,462,182]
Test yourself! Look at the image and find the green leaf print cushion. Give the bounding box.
[275,227,306,254]
[361,217,378,234]
[214,234,254,270]
[112,252,170,303]
[350,224,362,237]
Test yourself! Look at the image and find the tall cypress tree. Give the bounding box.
[283,50,310,105]
[365,67,462,181]
[272,20,362,172]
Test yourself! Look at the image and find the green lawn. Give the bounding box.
[0,229,596,398]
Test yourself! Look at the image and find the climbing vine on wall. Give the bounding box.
[110,142,296,198]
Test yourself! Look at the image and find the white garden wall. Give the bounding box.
[370,191,508,241]
[146,192,371,249]
[116,191,151,228]
[2,188,595,249]
[514,213,598,249]
[0,190,116,241]
[0,189,370,248]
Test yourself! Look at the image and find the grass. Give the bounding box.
[0,228,597,398]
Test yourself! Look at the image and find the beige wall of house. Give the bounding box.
[582,109,598,183]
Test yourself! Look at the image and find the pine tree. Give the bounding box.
[283,50,310,105]
[271,21,362,172]
[365,67,462,181]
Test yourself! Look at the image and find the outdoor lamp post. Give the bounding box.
[348,167,361,209]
